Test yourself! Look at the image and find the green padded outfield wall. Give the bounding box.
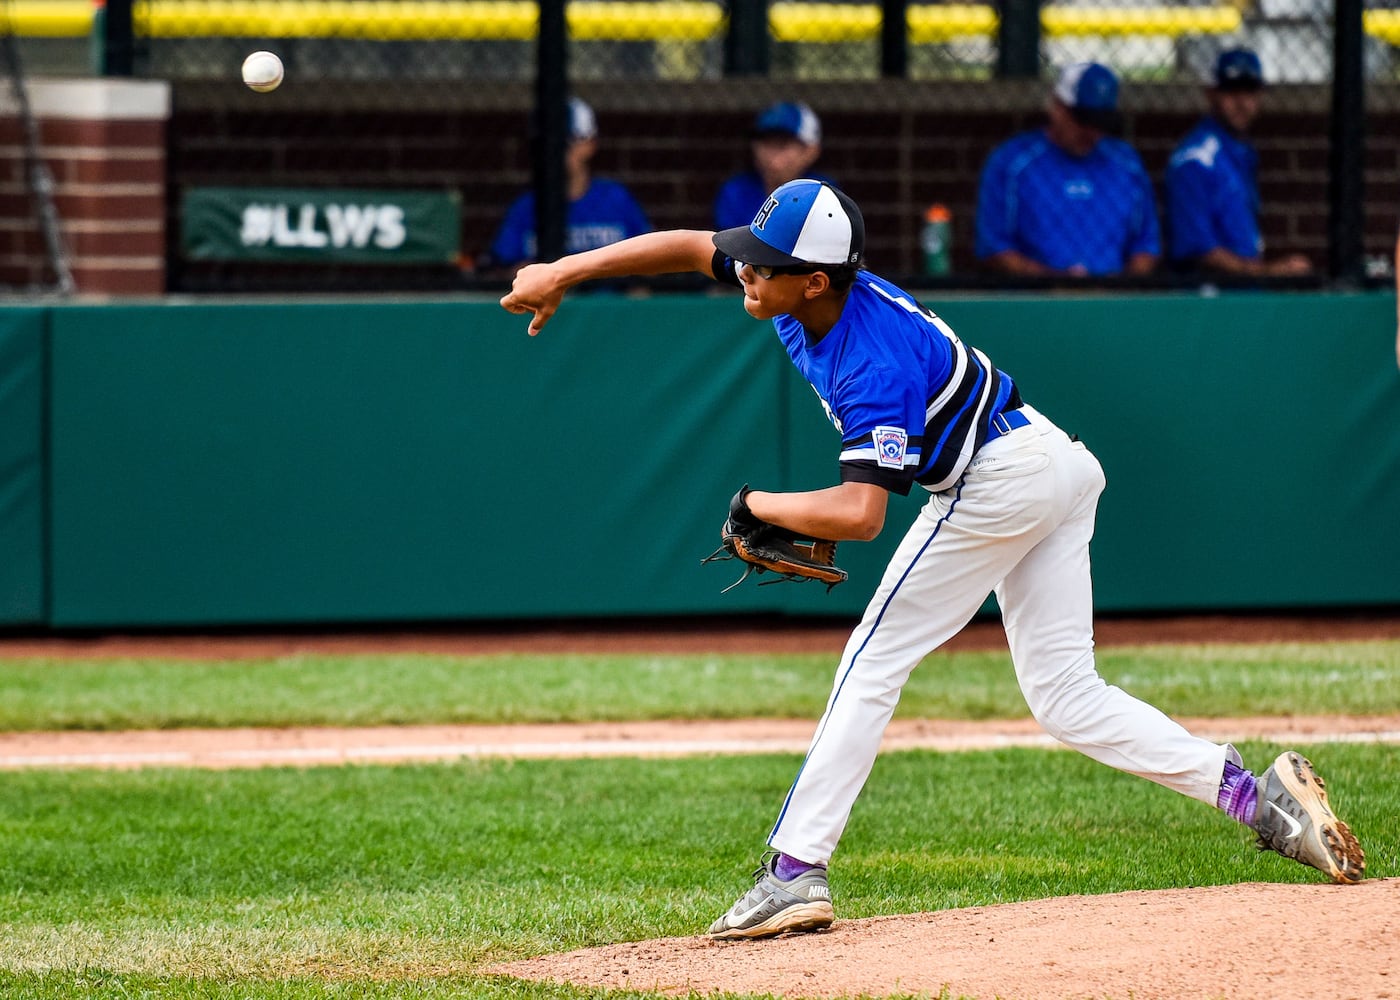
[32,292,1400,627]
[933,293,1400,610]
[47,297,782,626]
[784,292,1400,613]
[0,308,45,625]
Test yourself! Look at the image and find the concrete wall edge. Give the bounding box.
[19,78,171,121]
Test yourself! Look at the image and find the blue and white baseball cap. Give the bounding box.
[712,179,864,268]
[568,97,597,140]
[752,101,822,147]
[1214,48,1264,91]
[1053,62,1121,132]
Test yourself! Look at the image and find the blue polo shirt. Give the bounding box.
[489,178,651,267]
[975,130,1160,274]
[1165,116,1262,263]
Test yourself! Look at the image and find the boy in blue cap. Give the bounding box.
[501,179,1365,939]
[714,102,834,231]
[1165,48,1313,277]
[486,98,651,272]
[976,62,1160,277]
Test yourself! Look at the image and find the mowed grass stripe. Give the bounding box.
[2,640,1398,730]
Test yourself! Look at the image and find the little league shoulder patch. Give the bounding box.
[873,426,908,469]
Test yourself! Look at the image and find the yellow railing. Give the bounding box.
[0,0,1288,44]
[3,0,96,35]
[4,0,725,39]
[908,4,997,44]
[1364,9,1400,45]
[1042,5,1239,38]
[145,0,725,40]
[771,3,1240,42]
[767,2,999,43]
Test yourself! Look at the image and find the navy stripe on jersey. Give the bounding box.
[837,280,1013,494]
[707,254,1018,495]
[915,336,1001,491]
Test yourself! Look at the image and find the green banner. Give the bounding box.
[181,186,461,263]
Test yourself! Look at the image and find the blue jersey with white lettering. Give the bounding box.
[1164,116,1261,263]
[489,178,651,267]
[975,130,1160,274]
[714,256,1020,495]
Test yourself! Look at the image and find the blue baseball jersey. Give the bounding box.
[713,255,1020,495]
[714,170,837,231]
[1164,116,1262,263]
[489,178,651,267]
[975,130,1160,274]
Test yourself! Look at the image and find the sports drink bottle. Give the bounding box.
[921,203,952,276]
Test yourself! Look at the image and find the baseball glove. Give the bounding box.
[701,485,848,593]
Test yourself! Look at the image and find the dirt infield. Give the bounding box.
[490,879,1399,1000]
[3,714,1399,770]
[4,612,1397,999]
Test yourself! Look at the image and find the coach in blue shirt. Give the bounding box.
[976,63,1159,277]
[1165,49,1312,277]
[487,98,651,271]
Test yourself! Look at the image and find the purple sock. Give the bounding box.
[774,852,823,881]
[1217,759,1258,827]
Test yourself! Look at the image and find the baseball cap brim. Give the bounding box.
[1215,77,1264,93]
[1069,104,1121,133]
[712,225,809,268]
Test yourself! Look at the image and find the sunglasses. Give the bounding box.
[740,261,821,280]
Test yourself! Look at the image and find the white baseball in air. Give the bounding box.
[242,51,284,93]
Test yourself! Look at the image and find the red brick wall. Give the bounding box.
[0,80,168,295]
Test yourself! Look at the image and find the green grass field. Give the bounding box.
[1,640,1397,999]
[2,640,1398,730]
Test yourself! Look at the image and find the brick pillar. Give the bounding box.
[0,78,169,295]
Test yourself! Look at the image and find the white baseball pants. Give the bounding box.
[767,405,1231,866]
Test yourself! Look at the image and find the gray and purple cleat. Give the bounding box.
[1253,750,1365,884]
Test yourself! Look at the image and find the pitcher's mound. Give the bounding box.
[489,878,1398,1000]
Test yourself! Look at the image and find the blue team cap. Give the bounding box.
[567,97,597,140]
[752,101,822,146]
[1053,62,1121,132]
[712,179,864,268]
[1214,48,1264,91]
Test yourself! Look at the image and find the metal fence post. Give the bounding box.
[996,0,1041,79]
[881,0,908,78]
[1328,0,1365,285]
[101,0,135,75]
[725,0,770,74]
[534,0,568,263]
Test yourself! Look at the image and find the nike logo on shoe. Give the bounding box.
[728,900,770,926]
[1266,801,1303,840]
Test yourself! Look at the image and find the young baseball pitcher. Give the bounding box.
[500,179,1366,940]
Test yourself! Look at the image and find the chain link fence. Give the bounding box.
[5,0,1396,290]
[9,0,1394,86]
